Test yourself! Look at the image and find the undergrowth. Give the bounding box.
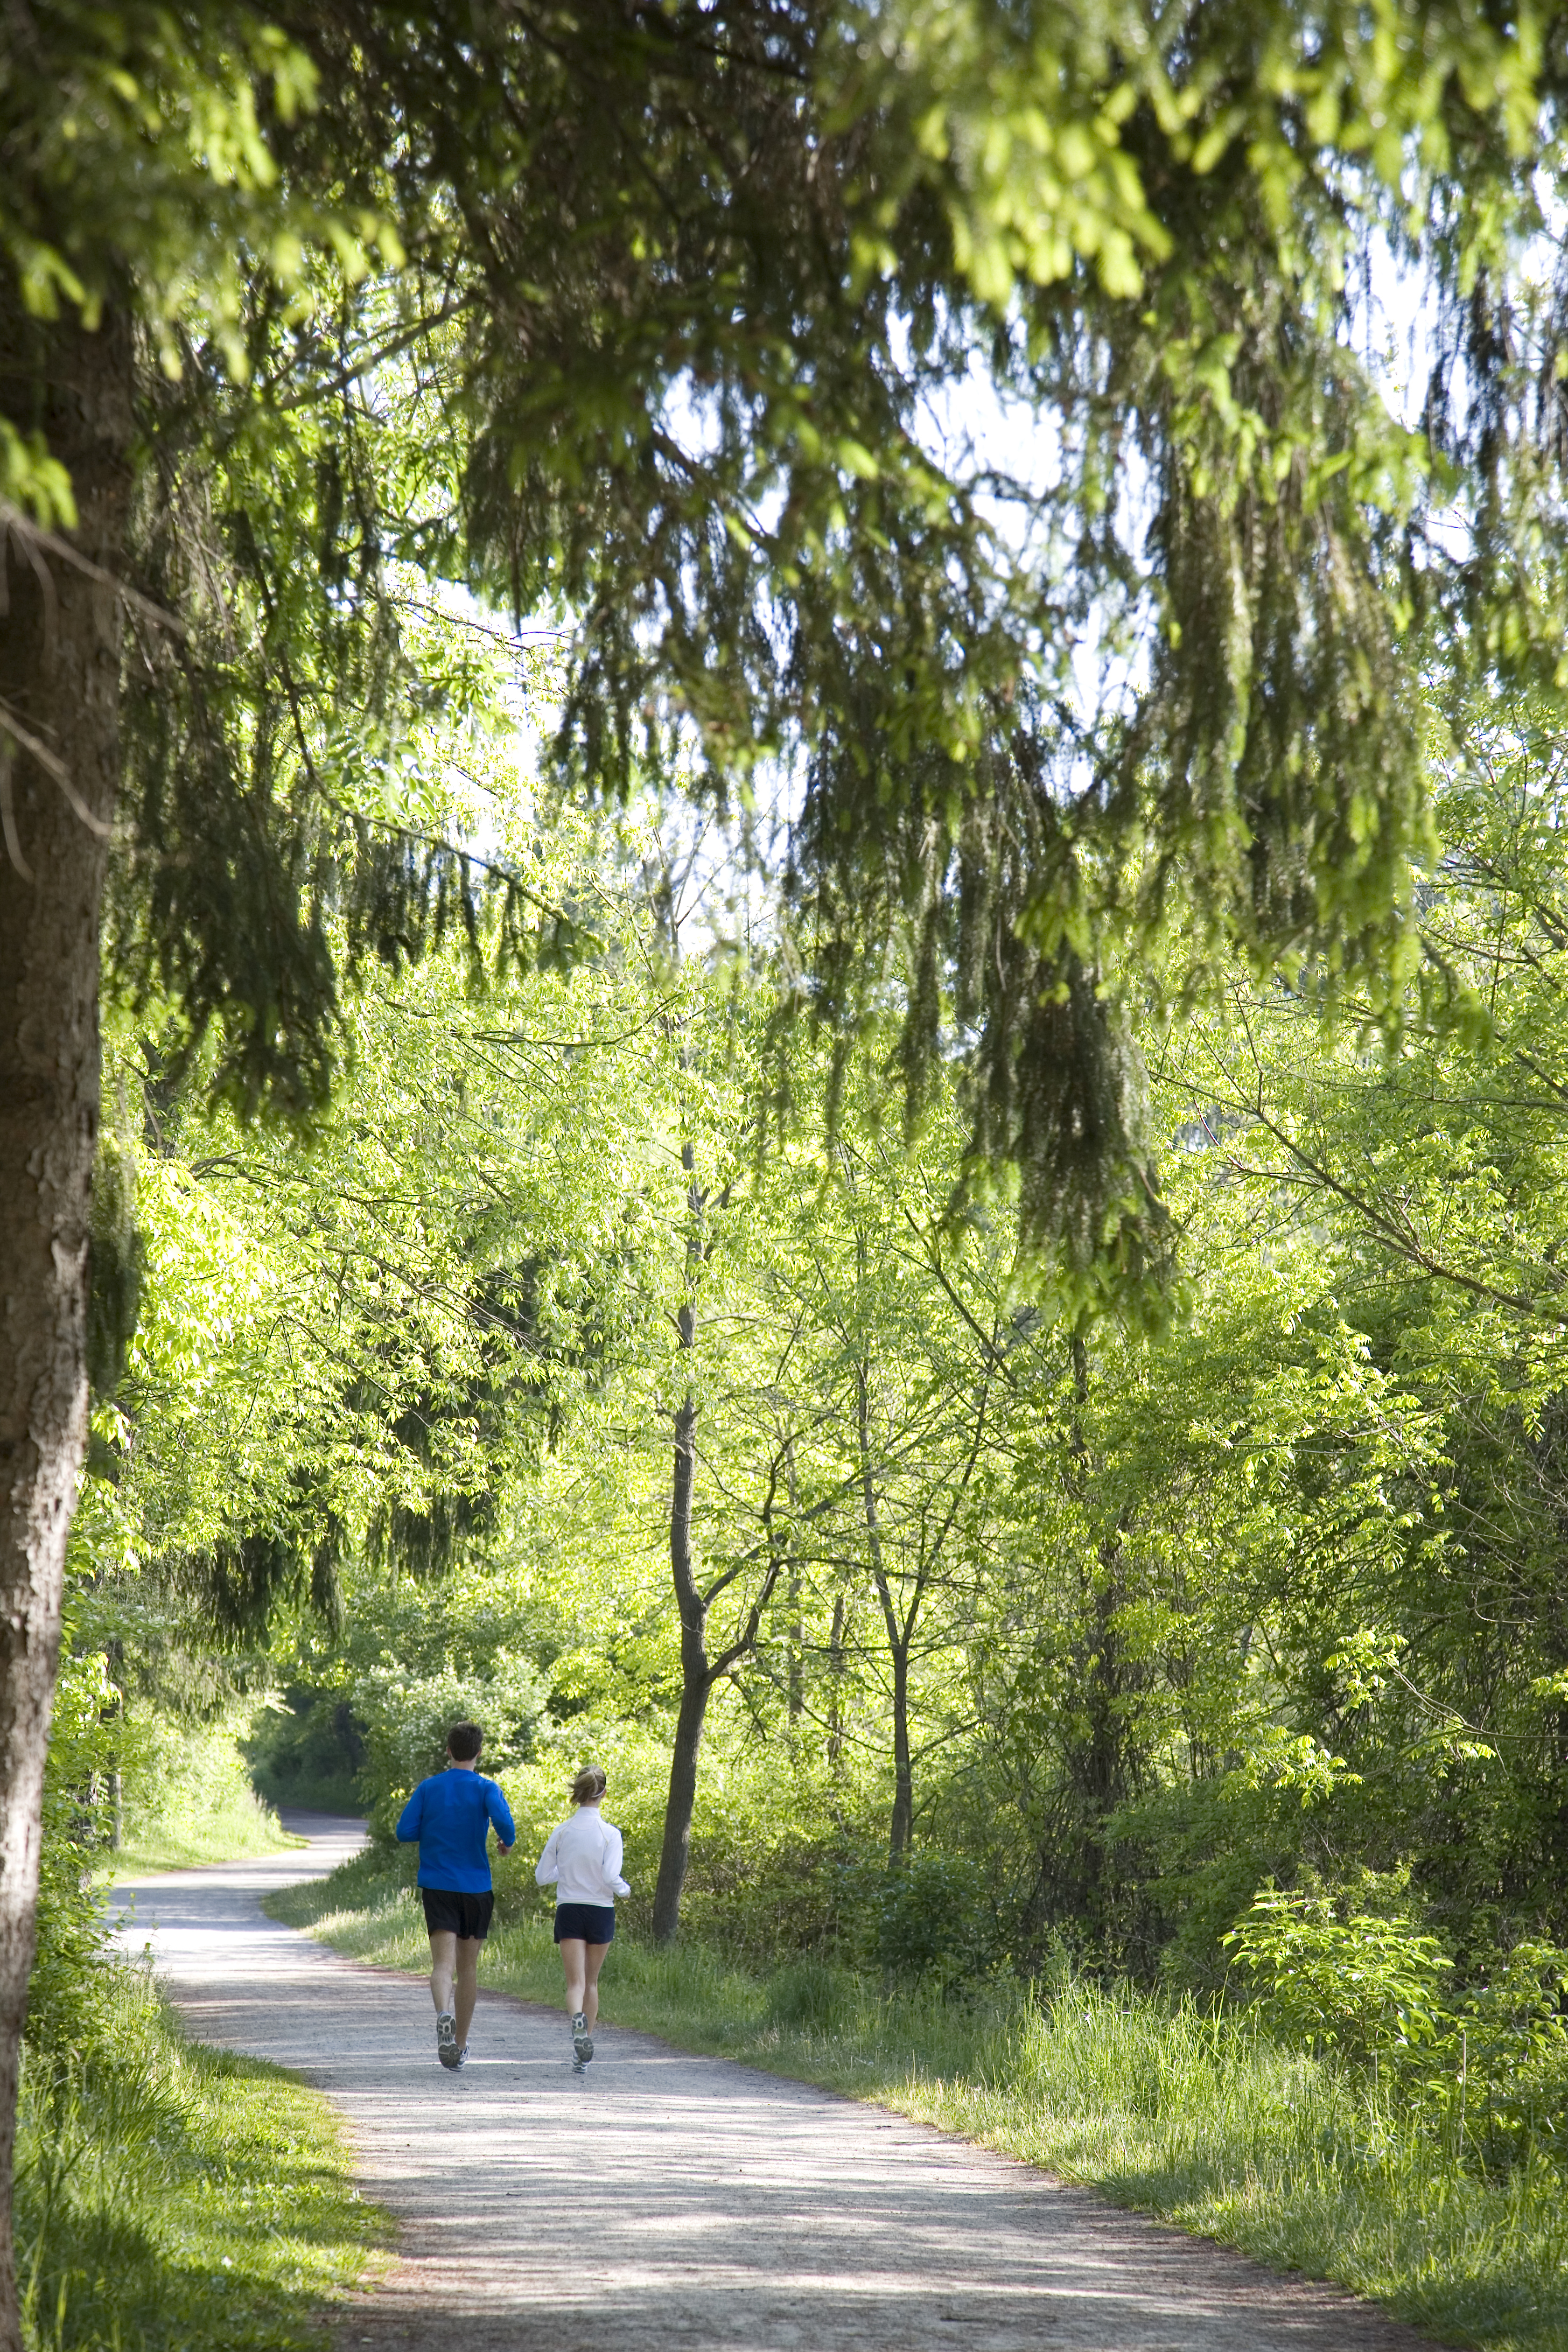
[16,1961,388,2352]
[268,1846,1568,2352]
[111,1716,302,1874]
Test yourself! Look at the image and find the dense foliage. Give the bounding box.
[59,691,1568,2020]
[19,6,1568,2343]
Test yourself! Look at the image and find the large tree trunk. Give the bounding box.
[652,1388,710,1941]
[0,297,131,2352]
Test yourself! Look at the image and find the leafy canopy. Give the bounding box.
[8,1,1568,1292]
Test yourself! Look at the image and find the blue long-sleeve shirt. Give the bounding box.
[395,1768,515,1891]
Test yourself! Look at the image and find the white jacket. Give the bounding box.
[535,1805,631,1906]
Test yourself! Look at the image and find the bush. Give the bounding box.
[1225,1881,1568,2173]
[354,1658,546,1838]
[245,1690,367,1814]
[29,1649,119,2060]
[118,1708,289,1864]
[1223,1881,1450,2066]
[876,1852,1003,1993]
[491,1718,885,1962]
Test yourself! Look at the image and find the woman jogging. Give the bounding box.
[534,1765,629,2070]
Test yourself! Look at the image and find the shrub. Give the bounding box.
[28,1647,119,2060]
[354,1658,546,1837]
[1224,1882,1450,2065]
[118,1708,286,1861]
[245,1689,367,1814]
[492,1719,885,1961]
[1225,1882,1568,2173]
[877,1852,1002,1993]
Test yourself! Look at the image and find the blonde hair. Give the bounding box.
[571,1765,607,1805]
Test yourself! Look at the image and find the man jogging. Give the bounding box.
[396,1721,515,2070]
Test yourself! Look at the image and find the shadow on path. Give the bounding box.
[111,1814,1443,2352]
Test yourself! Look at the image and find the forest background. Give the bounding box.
[79,649,1568,2019]
[13,4,1568,2349]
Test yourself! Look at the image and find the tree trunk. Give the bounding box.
[856,1358,916,1865]
[885,1629,913,1863]
[826,1590,846,1774]
[651,1672,712,1941]
[652,1387,710,1941]
[0,298,132,2352]
[783,1436,801,1726]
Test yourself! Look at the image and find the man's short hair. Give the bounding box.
[447,1721,484,1762]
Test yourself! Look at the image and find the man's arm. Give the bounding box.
[488,1782,516,1854]
[394,1783,423,1844]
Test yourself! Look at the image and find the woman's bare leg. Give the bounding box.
[581,1940,610,2029]
[559,1935,587,2015]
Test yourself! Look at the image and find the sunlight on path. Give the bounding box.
[110,1819,1440,2352]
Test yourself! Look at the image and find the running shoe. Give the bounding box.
[571,2011,593,2064]
[437,2011,460,2069]
[454,2046,468,2070]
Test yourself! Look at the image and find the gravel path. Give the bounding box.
[111,1815,1443,2352]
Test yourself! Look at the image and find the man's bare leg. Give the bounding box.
[430,1927,457,2019]
[453,1935,481,2048]
[429,1929,482,2060]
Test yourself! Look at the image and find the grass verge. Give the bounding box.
[268,1846,1568,2352]
[109,1824,305,1876]
[109,1793,304,1877]
[17,1962,390,2352]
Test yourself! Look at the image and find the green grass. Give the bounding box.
[110,1824,305,1877]
[268,1847,1568,2352]
[109,1791,304,1877]
[17,1963,390,2352]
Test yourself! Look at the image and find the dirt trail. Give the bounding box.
[111,1817,1440,2352]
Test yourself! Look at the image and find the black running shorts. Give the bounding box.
[553,1901,615,1945]
[421,1886,495,1941]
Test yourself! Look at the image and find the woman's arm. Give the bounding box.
[534,1825,561,1887]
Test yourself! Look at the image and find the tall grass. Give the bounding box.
[15,1961,388,2352]
[112,1716,300,1874]
[268,1850,1568,2352]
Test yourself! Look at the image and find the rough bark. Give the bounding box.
[0,297,132,2352]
